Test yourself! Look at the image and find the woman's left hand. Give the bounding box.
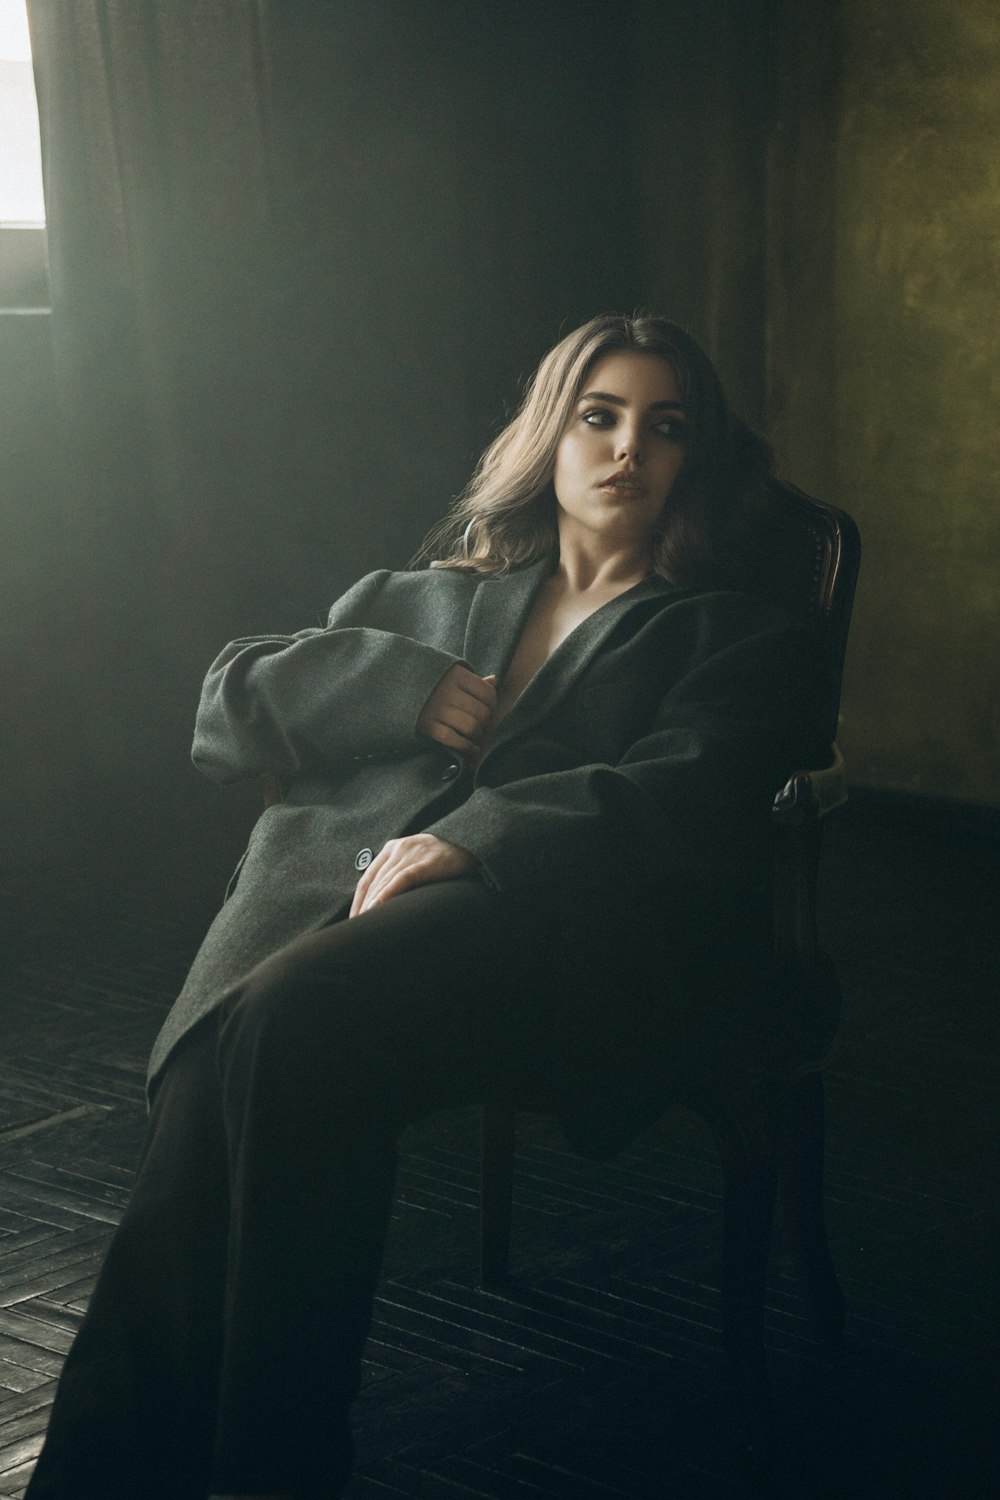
[349,833,478,918]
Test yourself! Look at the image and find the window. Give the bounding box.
[0,0,46,310]
[0,0,43,225]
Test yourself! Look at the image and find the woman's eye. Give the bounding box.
[582,408,614,428]
[654,418,686,441]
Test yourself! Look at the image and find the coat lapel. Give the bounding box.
[472,568,673,765]
[461,558,552,678]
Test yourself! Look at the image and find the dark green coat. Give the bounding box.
[148,559,825,1157]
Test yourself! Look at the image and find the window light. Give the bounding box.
[0,0,44,225]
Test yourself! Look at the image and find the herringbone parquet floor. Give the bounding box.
[1,801,998,1497]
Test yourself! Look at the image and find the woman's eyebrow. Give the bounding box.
[578,389,686,412]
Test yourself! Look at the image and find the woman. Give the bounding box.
[25,315,825,1499]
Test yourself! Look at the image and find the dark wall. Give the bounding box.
[767,0,1000,806]
[257,2,644,593]
[635,0,773,425]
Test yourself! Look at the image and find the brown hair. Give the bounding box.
[413,313,773,588]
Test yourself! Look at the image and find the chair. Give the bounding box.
[478,480,861,1413]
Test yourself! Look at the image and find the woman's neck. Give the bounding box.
[552,541,654,596]
[552,512,656,594]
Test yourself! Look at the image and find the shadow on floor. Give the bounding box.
[1,797,997,1497]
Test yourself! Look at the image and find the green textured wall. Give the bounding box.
[771,0,1000,805]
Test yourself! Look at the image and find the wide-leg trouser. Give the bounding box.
[24,878,561,1500]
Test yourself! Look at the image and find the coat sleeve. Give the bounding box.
[191,570,465,783]
[425,615,828,894]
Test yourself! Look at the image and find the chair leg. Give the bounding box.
[479,1105,516,1288]
[719,1144,778,1419]
[777,1072,846,1348]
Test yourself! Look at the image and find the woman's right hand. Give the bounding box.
[416,665,497,756]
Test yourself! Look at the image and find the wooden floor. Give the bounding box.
[1,799,997,1498]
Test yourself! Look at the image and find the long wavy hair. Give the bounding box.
[413,313,773,588]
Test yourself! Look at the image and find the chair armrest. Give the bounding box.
[770,746,846,1010]
[772,745,847,827]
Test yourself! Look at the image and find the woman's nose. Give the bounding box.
[615,428,643,463]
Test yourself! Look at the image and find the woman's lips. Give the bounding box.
[599,477,646,495]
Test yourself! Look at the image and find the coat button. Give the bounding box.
[440,761,461,782]
[354,847,374,871]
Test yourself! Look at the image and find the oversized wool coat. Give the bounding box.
[147,557,827,1158]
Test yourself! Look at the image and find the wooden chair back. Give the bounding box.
[747,480,861,745]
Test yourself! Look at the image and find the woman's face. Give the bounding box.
[552,350,688,555]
